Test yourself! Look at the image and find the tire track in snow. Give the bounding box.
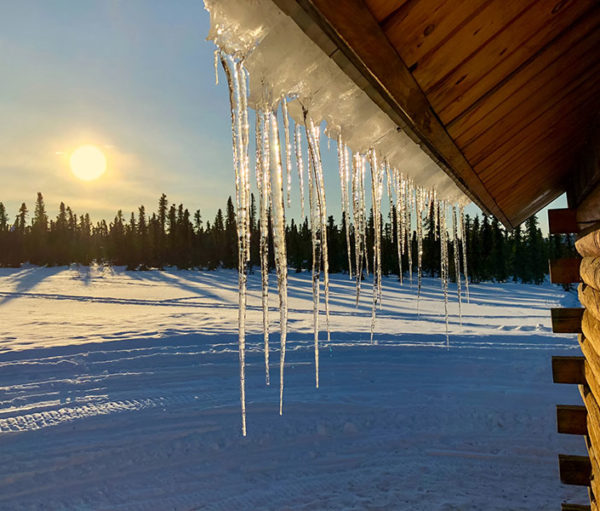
[0,393,207,433]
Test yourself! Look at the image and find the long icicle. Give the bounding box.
[294,124,306,220]
[307,117,331,344]
[337,135,353,279]
[416,187,424,309]
[343,145,353,280]
[369,149,383,343]
[238,63,251,264]
[453,205,462,325]
[440,202,449,348]
[221,55,249,436]
[305,114,321,388]
[269,107,288,415]
[392,168,403,284]
[460,205,470,303]
[360,156,369,276]
[256,109,271,385]
[282,97,293,208]
[352,153,364,305]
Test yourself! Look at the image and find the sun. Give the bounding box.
[70,145,107,181]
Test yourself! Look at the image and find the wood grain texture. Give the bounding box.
[580,285,600,324]
[363,0,410,24]
[578,231,600,258]
[582,258,600,291]
[584,311,600,349]
[275,0,510,225]
[381,0,486,70]
[580,384,600,503]
[448,10,600,146]
[284,0,600,227]
[425,0,596,124]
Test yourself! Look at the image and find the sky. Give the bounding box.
[0,0,565,233]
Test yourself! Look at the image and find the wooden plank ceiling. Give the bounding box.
[283,0,600,227]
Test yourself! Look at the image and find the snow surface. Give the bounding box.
[0,265,588,510]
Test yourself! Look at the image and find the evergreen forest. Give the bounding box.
[0,192,576,284]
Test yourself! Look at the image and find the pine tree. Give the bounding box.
[224,197,237,269]
[490,217,507,281]
[0,203,7,231]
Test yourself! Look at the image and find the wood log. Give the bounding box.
[554,356,586,384]
[550,208,580,234]
[585,360,600,413]
[579,336,600,397]
[582,257,600,290]
[559,454,592,486]
[580,386,600,468]
[577,229,600,257]
[552,308,584,333]
[557,404,587,435]
[550,258,582,284]
[584,311,600,347]
[580,284,600,323]
[586,438,600,510]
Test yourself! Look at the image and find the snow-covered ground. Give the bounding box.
[0,265,587,510]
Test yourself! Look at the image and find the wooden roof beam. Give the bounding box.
[272,0,512,228]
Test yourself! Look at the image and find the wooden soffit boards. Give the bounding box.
[274,0,600,228]
[272,0,508,226]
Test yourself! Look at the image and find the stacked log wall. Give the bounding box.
[554,221,600,510]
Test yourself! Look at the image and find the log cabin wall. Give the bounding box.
[552,212,600,510]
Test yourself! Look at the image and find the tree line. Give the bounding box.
[0,193,575,283]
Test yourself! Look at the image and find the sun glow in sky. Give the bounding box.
[70,145,107,181]
[0,0,564,231]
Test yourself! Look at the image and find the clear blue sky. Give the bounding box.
[0,0,564,232]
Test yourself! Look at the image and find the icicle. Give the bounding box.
[369,149,383,343]
[256,109,271,386]
[391,168,403,284]
[281,97,293,208]
[416,187,424,306]
[221,55,250,436]
[237,62,251,264]
[294,124,306,220]
[406,186,413,286]
[305,119,321,388]
[337,135,352,279]
[213,49,219,85]
[439,203,449,348]
[306,116,331,347]
[360,156,369,276]
[460,205,470,303]
[453,205,462,325]
[268,107,288,415]
[343,144,353,280]
[352,153,364,305]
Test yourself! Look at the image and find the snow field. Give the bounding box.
[0,266,588,509]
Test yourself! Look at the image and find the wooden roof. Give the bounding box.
[274,0,600,228]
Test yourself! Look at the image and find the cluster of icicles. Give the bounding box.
[217,53,470,436]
